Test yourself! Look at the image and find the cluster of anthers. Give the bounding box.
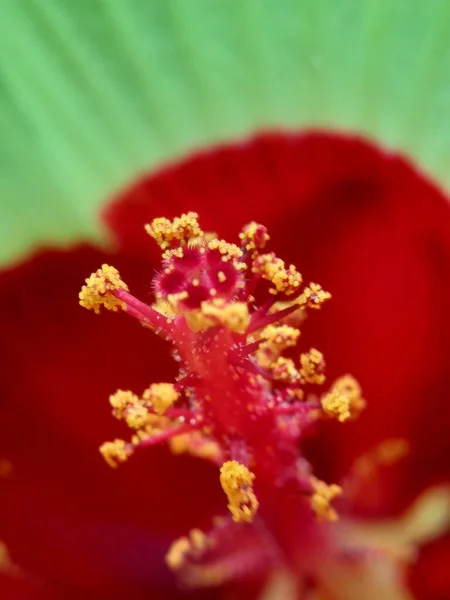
[79,212,366,585]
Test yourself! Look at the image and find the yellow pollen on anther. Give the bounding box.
[310,476,342,522]
[125,403,153,430]
[321,390,349,422]
[239,221,270,256]
[165,528,211,571]
[143,382,179,415]
[271,357,300,382]
[321,375,366,422]
[130,428,155,446]
[260,324,300,353]
[152,298,178,318]
[170,431,222,462]
[166,290,190,309]
[145,212,203,251]
[252,253,302,295]
[253,324,300,370]
[189,528,208,551]
[99,439,132,468]
[183,309,215,332]
[300,348,326,385]
[109,389,140,419]
[207,239,245,267]
[79,264,128,314]
[201,298,250,333]
[165,536,191,570]
[219,460,259,523]
[297,282,331,310]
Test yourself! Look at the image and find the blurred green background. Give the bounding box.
[1,0,449,266]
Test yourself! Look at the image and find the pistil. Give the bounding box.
[79,212,365,587]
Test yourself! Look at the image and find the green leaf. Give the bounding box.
[1,0,449,265]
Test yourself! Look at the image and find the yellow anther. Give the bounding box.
[288,388,305,401]
[109,389,140,419]
[252,253,302,295]
[152,298,177,318]
[145,212,203,250]
[297,282,331,310]
[300,348,326,385]
[239,222,270,256]
[125,403,152,430]
[99,439,132,468]
[166,536,191,570]
[169,433,193,455]
[200,299,250,334]
[207,239,245,267]
[131,429,153,445]
[253,324,300,370]
[79,264,128,314]
[165,291,190,313]
[260,324,300,353]
[108,389,155,429]
[143,382,179,415]
[252,253,282,282]
[143,413,172,433]
[184,309,216,332]
[271,357,300,382]
[321,375,366,423]
[145,383,178,410]
[321,375,365,422]
[321,389,350,422]
[338,375,366,419]
[272,264,302,295]
[310,476,342,522]
[219,460,259,523]
[170,432,222,461]
[165,528,212,572]
[189,528,209,552]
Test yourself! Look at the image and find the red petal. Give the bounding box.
[409,532,450,600]
[0,573,51,600]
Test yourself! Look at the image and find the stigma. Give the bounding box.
[80,212,365,584]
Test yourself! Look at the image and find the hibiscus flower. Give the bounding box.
[1,132,449,599]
